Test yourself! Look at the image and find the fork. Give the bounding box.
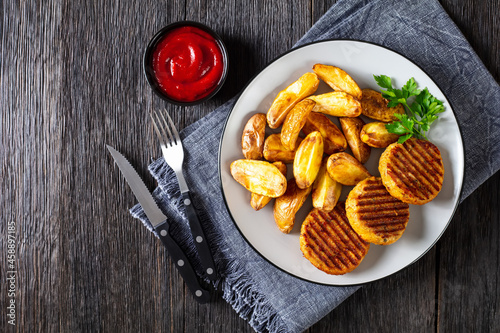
[150,110,218,281]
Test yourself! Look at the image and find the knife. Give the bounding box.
[106,144,210,303]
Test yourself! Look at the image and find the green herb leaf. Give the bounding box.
[374,75,445,142]
[398,133,413,144]
[402,78,420,98]
[385,122,408,135]
[373,74,393,89]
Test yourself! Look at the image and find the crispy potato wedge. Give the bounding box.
[293,131,324,189]
[307,92,362,117]
[230,159,287,197]
[360,122,400,148]
[360,88,405,122]
[250,162,287,211]
[339,117,371,164]
[281,99,315,151]
[274,178,312,233]
[302,112,347,155]
[266,72,319,129]
[241,113,266,159]
[326,152,371,186]
[312,158,342,212]
[263,134,302,163]
[312,64,362,100]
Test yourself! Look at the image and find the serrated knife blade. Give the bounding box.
[106,145,166,227]
[106,144,210,303]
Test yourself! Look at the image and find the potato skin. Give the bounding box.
[281,99,315,151]
[250,162,287,211]
[302,112,347,155]
[312,64,363,100]
[326,152,371,186]
[312,158,342,212]
[273,178,312,233]
[263,134,302,164]
[308,92,362,117]
[360,122,400,148]
[266,72,319,129]
[339,117,371,164]
[230,159,287,197]
[293,131,324,189]
[241,113,267,159]
[360,88,405,122]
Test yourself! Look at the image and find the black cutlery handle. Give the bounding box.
[154,222,210,304]
[181,191,218,281]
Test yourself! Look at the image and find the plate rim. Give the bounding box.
[218,38,465,286]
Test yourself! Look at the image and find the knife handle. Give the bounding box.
[181,191,218,281]
[154,222,210,304]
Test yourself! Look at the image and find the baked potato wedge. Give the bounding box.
[360,122,400,148]
[302,112,347,155]
[230,159,287,197]
[250,162,287,211]
[339,117,371,164]
[266,72,319,129]
[263,133,302,163]
[274,178,312,233]
[312,158,342,212]
[281,99,315,151]
[241,113,266,159]
[360,88,405,122]
[312,64,362,100]
[293,131,324,189]
[307,92,362,117]
[326,152,371,186]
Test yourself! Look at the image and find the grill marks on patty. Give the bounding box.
[300,203,370,275]
[380,138,444,205]
[346,177,410,245]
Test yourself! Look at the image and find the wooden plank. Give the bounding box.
[437,173,500,332]
[0,0,498,332]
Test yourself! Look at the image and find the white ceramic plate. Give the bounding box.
[219,40,464,285]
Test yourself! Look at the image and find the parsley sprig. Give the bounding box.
[373,75,445,144]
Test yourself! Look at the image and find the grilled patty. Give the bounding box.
[346,177,410,245]
[379,138,444,205]
[300,203,370,275]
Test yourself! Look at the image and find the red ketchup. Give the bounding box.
[151,25,224,102]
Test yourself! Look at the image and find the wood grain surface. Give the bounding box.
[1,0,498,332]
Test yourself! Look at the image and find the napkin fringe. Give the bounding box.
[222,260,289,333]
[137,158,289,332]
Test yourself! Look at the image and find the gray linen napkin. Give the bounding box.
[130,0,500,332]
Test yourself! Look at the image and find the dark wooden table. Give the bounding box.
[1,0,498,332]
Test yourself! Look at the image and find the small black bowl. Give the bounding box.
[143,21,229,106]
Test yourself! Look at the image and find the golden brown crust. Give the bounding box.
[346,177,409,245]
[266,72,319,129]
[241,113,266,159]
[230,159,287,197]
[312,64,363,100]
[379,138,444,205]
[302,112,347,155]
[339,117,371,164]
[300,204,370,275]
[281,99,315,151]
[250,162,287,211]
[360,88,405,122]
[274,179,312,233]
[263,134,302,164]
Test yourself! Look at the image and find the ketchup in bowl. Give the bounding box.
[144,22,228,105]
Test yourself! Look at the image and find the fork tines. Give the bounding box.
[150,110,181,148]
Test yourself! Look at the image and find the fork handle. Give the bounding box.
[181,191,219,281]
[155,222,211,304]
